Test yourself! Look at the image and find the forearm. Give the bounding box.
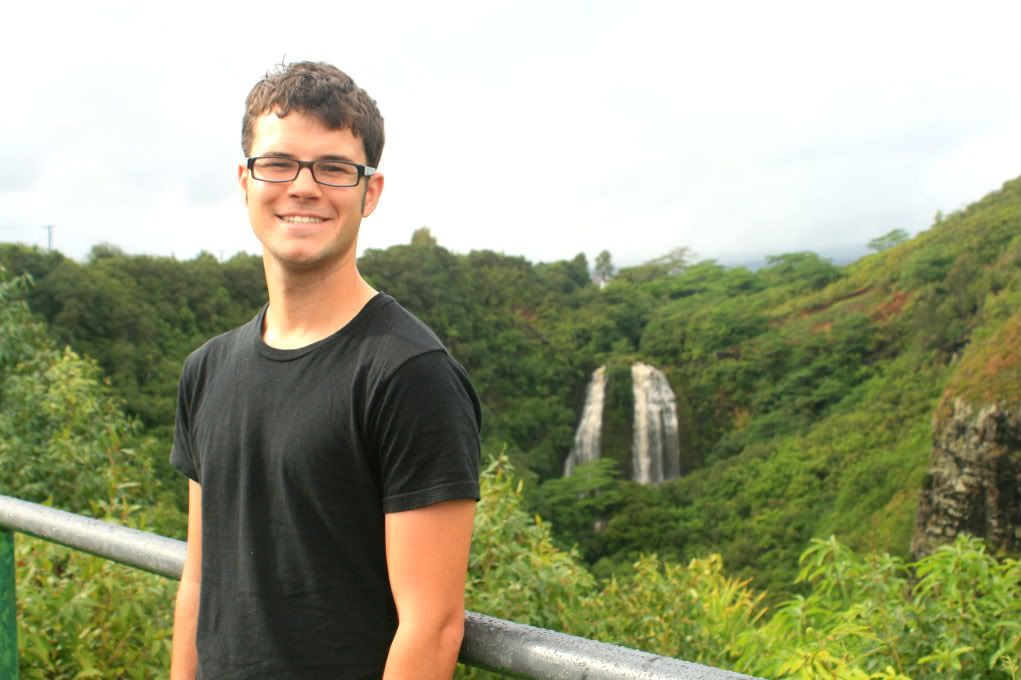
[382,618,464,680]
[170,578,200,679]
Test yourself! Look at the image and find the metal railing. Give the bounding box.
[0,494,761,679]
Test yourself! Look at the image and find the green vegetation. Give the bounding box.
[1,272,177,677]
[1,177,1018,677]
[538,177,1020,590]
[468,457,1021,679]
[867,228,910,252]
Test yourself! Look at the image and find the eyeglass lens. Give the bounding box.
[251,158,360,186]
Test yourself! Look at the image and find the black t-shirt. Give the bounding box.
[170,293,482,679]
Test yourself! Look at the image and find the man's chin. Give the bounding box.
[262,244,351,273]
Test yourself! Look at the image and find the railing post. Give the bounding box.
[0,528,17,679]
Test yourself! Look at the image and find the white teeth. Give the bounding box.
[280,216,326,224]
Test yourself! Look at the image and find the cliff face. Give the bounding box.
[912,398,1021,559]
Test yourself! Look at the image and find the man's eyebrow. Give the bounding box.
[258,151,359,163]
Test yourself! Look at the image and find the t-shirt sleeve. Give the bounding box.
[169,357,200,483]
[371,350,482,513]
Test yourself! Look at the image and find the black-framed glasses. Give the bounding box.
[246,157,376,187]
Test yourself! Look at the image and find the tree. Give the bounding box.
[410,226,438,247]
[762,251,841,291]
[532,458,623,558]
[643,246,695,276]
[867,228,909,252]
[616,247,695,285]
[87,242,125,262]
[594,250,614,286]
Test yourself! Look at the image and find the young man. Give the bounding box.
[169,62,482,679]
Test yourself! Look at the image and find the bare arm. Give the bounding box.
[171,480,202,679]
[382,499,476,680]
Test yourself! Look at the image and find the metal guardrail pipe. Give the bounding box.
[0,495,184,578]
[0,495,761,679]
[460,612,756,679]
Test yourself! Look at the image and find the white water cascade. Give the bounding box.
[563,366,607,477]
[630,362,682,484]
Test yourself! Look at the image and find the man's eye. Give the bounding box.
[264,160,295,168]
[318,163,354,174]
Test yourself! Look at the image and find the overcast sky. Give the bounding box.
[1,0,1018,269]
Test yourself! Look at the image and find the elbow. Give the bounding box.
[428,609,465,654]
[439,615,465,655]
[399,609,465,656]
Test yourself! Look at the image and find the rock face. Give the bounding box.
[911,398,1021,559]
[563,366,607,477]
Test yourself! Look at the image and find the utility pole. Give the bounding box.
[41,224,53,251]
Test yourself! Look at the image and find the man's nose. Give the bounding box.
[289,166,322,195]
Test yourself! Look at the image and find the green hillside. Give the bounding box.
[2,178,1018,593]
[1,177,1018,678]
[558,178,1019,589]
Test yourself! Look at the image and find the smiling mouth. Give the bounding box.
[279,215,329,224]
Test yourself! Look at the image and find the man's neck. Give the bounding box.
[261,255,377,350]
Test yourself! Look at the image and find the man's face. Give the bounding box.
[238,111,383,272]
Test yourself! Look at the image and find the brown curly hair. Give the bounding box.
[241,61,385,167]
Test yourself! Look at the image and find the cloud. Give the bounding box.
[1,0,1018,266]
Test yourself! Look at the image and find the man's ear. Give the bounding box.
[361,172,384,218]
[237,161,249,206]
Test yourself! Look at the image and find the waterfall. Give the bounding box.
[564,362,682,484]
[563,366,606,476]
[630,362,681,484]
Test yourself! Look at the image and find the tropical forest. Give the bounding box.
[1,176,1018,678]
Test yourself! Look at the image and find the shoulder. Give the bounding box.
[357,295,450,382]
[355,295,479,419]
[180,311,260,386]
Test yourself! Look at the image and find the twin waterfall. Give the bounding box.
[563,362,683,484]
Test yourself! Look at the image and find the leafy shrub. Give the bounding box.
[15,538,175,679]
